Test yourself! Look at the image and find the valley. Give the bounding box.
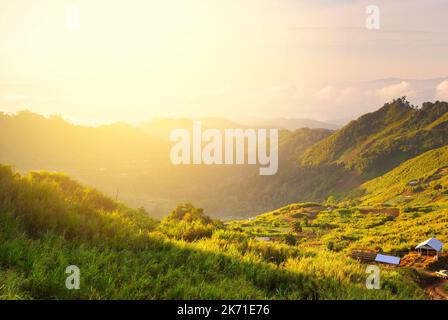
[1,99,448,300]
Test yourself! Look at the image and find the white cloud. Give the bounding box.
[315,85,336,100]
[374,81,416,101]
[315,85,357,103]
[436,80,448,101]
[337,87,355,102]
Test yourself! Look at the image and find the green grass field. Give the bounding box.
[0,164,429,300]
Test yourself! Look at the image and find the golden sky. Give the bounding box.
[1,0,448,124]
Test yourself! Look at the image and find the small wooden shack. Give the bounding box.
[416,238,443,258]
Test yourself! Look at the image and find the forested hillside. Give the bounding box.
[0,111,334,217]
[1,99,448,218]
[302,99,448,177]
[359,145,448,206]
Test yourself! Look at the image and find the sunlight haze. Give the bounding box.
[1,0,448,124]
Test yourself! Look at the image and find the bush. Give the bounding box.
[282,234,297,246]
[159,203,221,241]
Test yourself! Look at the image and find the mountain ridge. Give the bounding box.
[1,99,448,218]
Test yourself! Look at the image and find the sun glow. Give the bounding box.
[0,0,447,124]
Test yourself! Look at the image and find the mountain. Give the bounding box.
[302,98,448,178]
[0,110,167,170]
[140,117,339,141]
[0,111,334,217]
[1,99,448,218]
[233,117,340,131]
[323,77,448,122]
[212,128,335,216]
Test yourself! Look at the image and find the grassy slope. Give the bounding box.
[315,208,448,253]
[228,145,448,294]
[231,201,448,272]
[301,100,448,177]
[0,165,423,299]
[360,145,448,206]
[238,142,448,254]
[222,140,448,296]
[4,102,448,300]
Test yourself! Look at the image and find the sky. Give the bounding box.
[1,0,448,125]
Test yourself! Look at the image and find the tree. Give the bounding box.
[160,203,222,241]
[163,203,213,224]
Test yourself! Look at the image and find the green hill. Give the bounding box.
[0,165,424,299]
[301,99,448,177]
[2,100,448,219]
[359,145,448,206]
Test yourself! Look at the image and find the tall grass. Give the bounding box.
[0,165,425,300]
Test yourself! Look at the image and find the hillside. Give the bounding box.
[2,100,448,219]
[2,107,448,300]
[0,111,334,217]
[226,144,448,286]
[228,201,448,254]
[0,164,424,300]
[301,99,448,177]
[359,145,448,206]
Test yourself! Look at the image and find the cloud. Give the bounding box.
[315,85,356,103]
[436,80,448,100]
[374,81,416,101]
[337,87,355,102]
[315,85,337,100]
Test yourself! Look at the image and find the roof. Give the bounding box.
[416,238,443,252]
[374,254,401,265]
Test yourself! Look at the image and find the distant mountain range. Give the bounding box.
[231,117,340,131]
[140,117,339,140]
[1,98,448,218]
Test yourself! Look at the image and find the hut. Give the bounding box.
[416,238,443,258]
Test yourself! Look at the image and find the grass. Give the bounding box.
[0,164,426,300]
[359,145,448,206]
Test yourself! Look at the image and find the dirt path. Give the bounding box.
[422,271,448,300]
[426,280,448,300]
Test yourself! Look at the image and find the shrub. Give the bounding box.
[159,203,221,241]
[282,234,297,246]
